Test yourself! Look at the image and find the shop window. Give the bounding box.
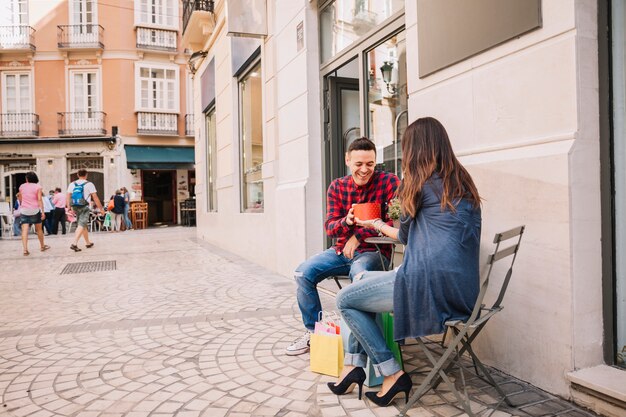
[205,108,217,212]
[238,60,263,213]
[320,0,404,64]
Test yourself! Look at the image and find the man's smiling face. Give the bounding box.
[346,150,376,186]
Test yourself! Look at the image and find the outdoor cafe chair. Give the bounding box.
[398,225,525,417]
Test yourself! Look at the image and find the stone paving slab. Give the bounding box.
[0,228,599,417]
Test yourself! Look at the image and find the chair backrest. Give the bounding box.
[0,201,10,214]
[465,226,525,326]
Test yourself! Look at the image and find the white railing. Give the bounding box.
[58,112,106,136]
[136,27,177,51]
[0,113,39,137]
[0,25,35,50]
[58,25,104,49]
[137,112,178,135]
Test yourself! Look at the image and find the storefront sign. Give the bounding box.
[297,21,304,52]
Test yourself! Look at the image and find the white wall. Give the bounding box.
[405,0,603,396]
[194,0,322,274]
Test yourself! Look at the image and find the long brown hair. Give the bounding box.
[397,117,480,217]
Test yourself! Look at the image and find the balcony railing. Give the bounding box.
[58,111,107,136]
[136,27,177,52]
[185,114,194,136]
[57,25,104,49]
[0,26,35,51]
[183,0,214,33]
[137,112,178,136]
[0,113,39,137]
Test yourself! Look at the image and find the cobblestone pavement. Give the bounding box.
[0,228,598,417]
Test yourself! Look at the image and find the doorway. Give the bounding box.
[142,170,175,225]
[2,172,26,208]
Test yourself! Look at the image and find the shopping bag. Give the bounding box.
[381,312,404,368]
[310,311,343,377]
[103,212,111,228]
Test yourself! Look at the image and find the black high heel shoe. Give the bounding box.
[327,367,366,400]
[365,372,412,407]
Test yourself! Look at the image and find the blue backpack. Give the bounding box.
[71,181,90,206]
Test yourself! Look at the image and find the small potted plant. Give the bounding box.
[387,198,401,228]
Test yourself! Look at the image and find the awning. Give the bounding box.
[125,145,195,170]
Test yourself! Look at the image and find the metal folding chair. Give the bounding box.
[399,225,525,416]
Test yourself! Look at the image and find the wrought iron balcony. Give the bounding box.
[183,0,214,34]
[136,27,177,52]
[137,112,178,136]
[58,111,107,136]
[0,26,35,52]
[57,25,104,49]
[0,113,39,137]
[185,114,194,136]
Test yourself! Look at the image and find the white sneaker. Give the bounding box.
[285,331,311,356]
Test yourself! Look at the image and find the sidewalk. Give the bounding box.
[0,228,598,417]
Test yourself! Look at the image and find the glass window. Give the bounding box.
[205,109,217,212]
[137,65,178,111]
[366,31,407,178]
[239,60,263,213]
[137,0,176,28]
[611,0,626,369]
[320,0,405,63]
[2,73,31,113]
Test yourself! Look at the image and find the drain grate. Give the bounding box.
[61,260,116,275]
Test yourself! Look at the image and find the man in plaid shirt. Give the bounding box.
[286,137,399,356]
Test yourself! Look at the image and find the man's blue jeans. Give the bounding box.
[336,270,402,377]
[295,248,388,331]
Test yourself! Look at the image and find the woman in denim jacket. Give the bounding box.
[328,117,482,406]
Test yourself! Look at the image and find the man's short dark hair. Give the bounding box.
[25,171,39,183]
[77,168,88,177]
[55,187,62,192]
[347,137,376,154]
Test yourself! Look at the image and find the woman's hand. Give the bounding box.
[355,217,381,229]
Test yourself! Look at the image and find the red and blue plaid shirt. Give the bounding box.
[325,170,400,258]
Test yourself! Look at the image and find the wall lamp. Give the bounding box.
[188,50,208,75]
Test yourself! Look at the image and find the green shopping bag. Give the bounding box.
[381,312,404,368]
[103,212,111,228]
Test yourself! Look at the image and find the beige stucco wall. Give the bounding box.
[404,0,603,395]
[0,0,194,219]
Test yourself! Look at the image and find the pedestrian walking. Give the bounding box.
[111,190,125,232]
[51,187,67,235]
[42,190,54,235]
[18,172,50,256]
[66,169,104,252]
[121,186,132,230]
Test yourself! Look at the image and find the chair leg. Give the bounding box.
[459,338,515,407]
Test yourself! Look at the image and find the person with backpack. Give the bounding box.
[66,169,104,252]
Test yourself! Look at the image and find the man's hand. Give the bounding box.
[342,235,360,259]
[345,205,356,226]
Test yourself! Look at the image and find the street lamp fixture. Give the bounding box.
[188,50,208,75]
[380,61,396,95]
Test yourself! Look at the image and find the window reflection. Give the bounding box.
[366,31,407,178]
[239,61,264,213]
[321,0,405,63]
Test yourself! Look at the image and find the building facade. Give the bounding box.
[184,1,624,415]
[0,0,195,226]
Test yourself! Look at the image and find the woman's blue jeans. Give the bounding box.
[123,205,132,228]
[295,248,388,331]
[336,270,402,377]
